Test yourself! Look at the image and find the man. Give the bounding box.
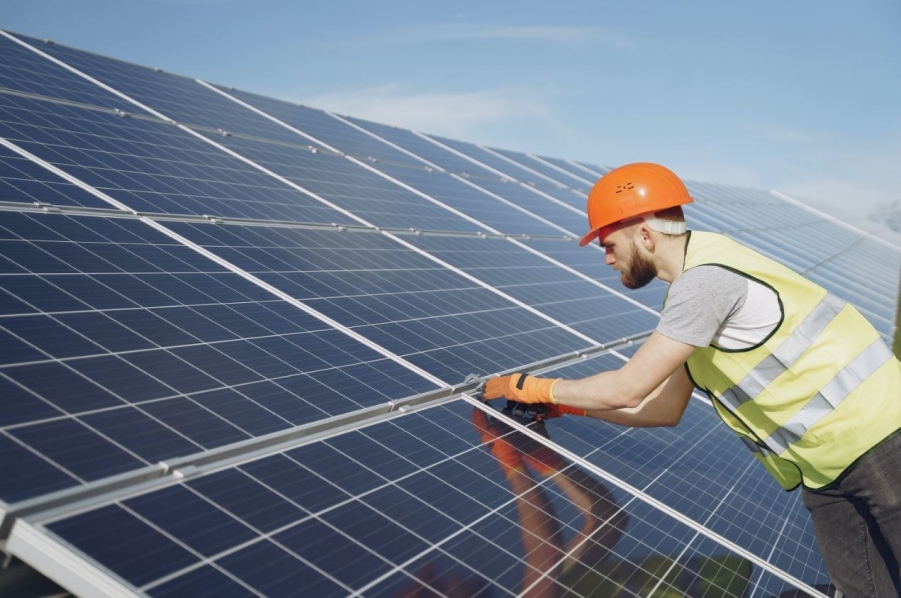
[483,162,901,597]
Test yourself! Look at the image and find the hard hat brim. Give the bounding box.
[579,228,601,247]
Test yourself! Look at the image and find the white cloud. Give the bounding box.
[776,142,901,210]
[295,84,560,142]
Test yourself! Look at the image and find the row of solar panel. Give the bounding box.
[15,396,817,597]
[1,28,892,597]
[0,31,896,341]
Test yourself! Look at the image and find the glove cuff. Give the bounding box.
[548,378,560,404]
[530,377,561,403]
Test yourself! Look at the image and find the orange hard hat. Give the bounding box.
[579,162,694,246]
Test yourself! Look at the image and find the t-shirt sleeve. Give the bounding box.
[656,265,748,347]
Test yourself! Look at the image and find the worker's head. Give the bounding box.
[579,163,693,289]
[578,162,693,248]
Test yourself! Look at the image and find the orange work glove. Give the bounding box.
[483,373,561,404]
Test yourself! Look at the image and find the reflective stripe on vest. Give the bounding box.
[765,339,894,454]
[718,292,846,412]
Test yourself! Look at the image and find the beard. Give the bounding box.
[620,241,657,289]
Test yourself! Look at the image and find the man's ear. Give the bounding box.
[637,223,655,250]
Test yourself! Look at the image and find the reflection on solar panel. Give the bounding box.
[1,28,898,597]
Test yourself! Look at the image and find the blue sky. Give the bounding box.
[3,0,900,216]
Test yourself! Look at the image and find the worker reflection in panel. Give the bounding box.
[470,403,754,598]
[472,404,627,598]
[396,402,753,598]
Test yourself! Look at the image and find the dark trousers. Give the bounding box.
[802,432,901,597]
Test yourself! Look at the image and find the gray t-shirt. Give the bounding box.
[657,265,780,349]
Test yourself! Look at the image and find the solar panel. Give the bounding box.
[423,134,589,211]
[0,209,438,504]
[162,221,597,381]
[534,155,610,184]
[17,400,819,597]
[1,27,898,597]
[486,146,596,191]
[338,116,596,238]
[528,154,598,187]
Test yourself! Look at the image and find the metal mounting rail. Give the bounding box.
[0,200,574,242]
[0,330,653,535]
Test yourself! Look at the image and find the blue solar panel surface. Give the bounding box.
[488,146,595,191]
[342,116,595,236]
[424,134,590,211]
[40,401,812,597]
[163,221,593,382]
[534,155,604,183]
[1,28,897,598]
[0,210,436,503]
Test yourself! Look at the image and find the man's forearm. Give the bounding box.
[552,370,646,411]
[582,369,693,427]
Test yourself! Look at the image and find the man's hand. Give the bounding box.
[483,373,561,404]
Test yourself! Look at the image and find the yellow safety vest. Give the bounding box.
[673,231,901,491]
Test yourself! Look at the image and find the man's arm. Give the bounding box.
[552,331,696,411]
[584,364,695,427]
[485,332,697,426]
